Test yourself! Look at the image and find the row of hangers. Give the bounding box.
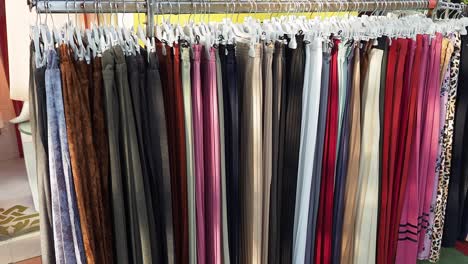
[30,0,468,65]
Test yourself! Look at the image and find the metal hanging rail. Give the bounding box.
[28,0,433,14]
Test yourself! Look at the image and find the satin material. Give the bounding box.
[416,34,442,256]
[277,35,306,264]
[395,35,430,264]
[192,44,206,264]
[292,38,322,264]
[332,41,354,264]
[315,39,340,264]
[378,38,410,264]
[219,44,240,264]
[181,46,197,264]
[353,47,383,264]
[147,51,175,264]
[158,43,189,264]
[340,42,361,264]
[215,48,231,264]
[268,41,286,264]
[261,42,274,264]
[202,46,222,264]
[237,42,263,264]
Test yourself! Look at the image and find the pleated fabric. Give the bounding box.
[340,42,361,264]
[315,38,340,264]
[268,41,286,264]
[215,48,231,264]
[394,35,430,263]
[219,44,240,264]
[146,50,175,264]
[261,42,274,264]
[237,42,263,264]
[202,46,222,264]
[304,43,331,264]
[443,32,468,247]
[394,35,429,264]
[420,38,454,260]
[416,34,442,256]
[292,38,322,264]
[332,41,355,264]
[158,43,189,264]
[378,38,410,264]
[391,38,416,264]
[45,49,85,264]
[430,33,462,262]
[278,35,306,264]
[191,44,206,264]
[181,46,198,264]
[353,47,383,264]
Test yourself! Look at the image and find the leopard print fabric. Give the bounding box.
[429,33,461,263]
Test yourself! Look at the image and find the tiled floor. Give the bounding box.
[0,158,41,263]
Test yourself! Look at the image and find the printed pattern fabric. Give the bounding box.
[429,33,462,263]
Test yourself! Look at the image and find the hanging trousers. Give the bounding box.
[315,39,340,264]
[261,42,274,264]
[174,44,189,264]
[192,44,206,264]
[219,44,240,264]
[237,42,264,264]
[101,48,129,264]
[147,50,175,264]
[304,43,331,264]
[30,42,55,264]
[126,53,162,262]
[332,42,355,264]
[353,47,383,264]
[275,35,306,264]
[215,48,231,264]
[181,46,197,264]
[158,43,189,264]
[421,38,454,260]
[430,33,462,262]
[378,38,409,264]
[340,42,361,264]
[202,46,222,264]
[417,34,442,255]
[292,39,322,264]
[45,49,85,264]
[443,33,468,247]
[268,41,286,264]
[394,39,416,262]
[60,44,115,264]
[108,46,153,263]
[395,35,429,264]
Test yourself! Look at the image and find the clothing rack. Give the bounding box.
[26,0,468,36]
[28,0,437,14]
